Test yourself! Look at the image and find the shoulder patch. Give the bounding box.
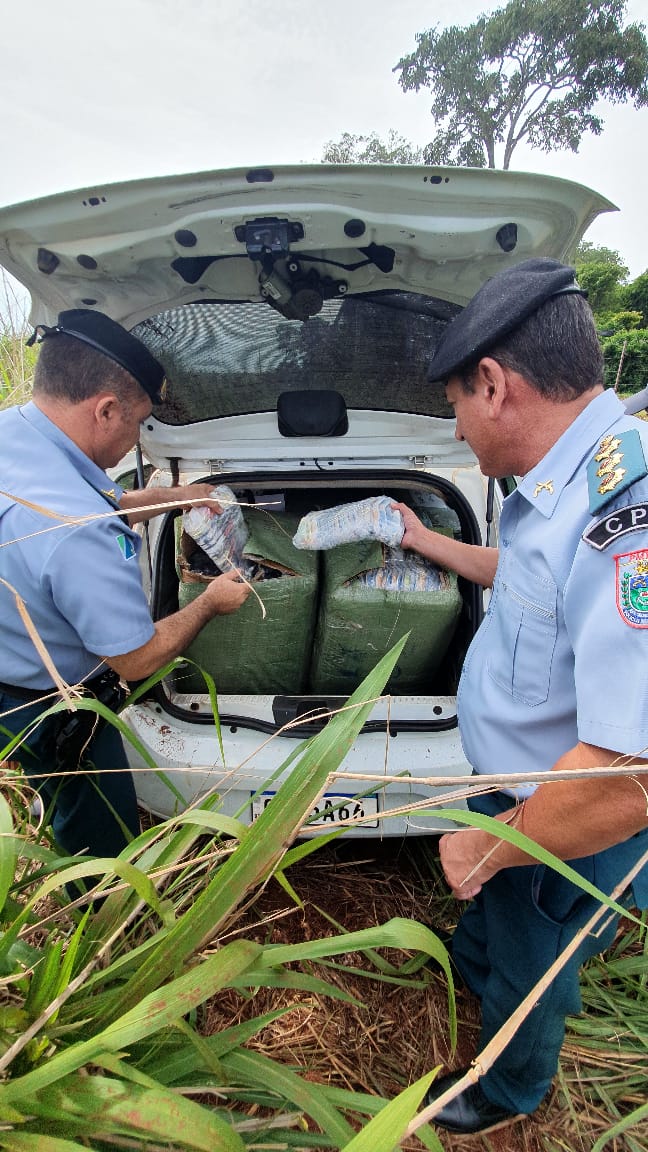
[116,532,137,561]
[587,429,647,515]
[583,502,648,550]
[616,549,648,628]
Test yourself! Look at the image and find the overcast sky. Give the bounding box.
[2,0,647,279]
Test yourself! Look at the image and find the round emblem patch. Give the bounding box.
[616,549,648,628]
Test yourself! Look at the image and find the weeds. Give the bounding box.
[0,643,454,1150]
[0,270,35,410]
[1,658,647,1148]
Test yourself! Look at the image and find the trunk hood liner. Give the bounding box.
[0,164,614,327]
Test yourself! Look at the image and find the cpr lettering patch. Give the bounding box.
[116,532,136,561]
[616,549,648,628]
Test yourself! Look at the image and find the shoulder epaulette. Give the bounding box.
[587,428,647,515]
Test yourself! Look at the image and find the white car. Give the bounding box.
[0,164,614,834]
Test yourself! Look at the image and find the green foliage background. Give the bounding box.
[574,242,648,392]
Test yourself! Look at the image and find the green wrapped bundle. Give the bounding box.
[310,537,462,695]
[176,509,318,695]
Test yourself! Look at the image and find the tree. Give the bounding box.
[395,0,648,170]
[322,130,423,165]
[598,310,643,333]
[621,269,648,326]
[573,243,628,313]
[576,262,626,312]
[574,241,629,275]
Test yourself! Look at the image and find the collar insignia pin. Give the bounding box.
[533,480,554,497]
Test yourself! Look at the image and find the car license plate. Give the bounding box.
[250,791,379,828]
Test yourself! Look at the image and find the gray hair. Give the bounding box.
[460,294,604,400]
[32,334,143,405]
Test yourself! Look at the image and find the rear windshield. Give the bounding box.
[132,293,459,425]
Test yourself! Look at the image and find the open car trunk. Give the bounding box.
[126,466,486,832]
[153,471,482,713]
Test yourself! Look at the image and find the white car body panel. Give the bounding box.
[126,695,470,834]
[139,411,478,474]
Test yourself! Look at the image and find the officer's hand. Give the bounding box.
[204,570,251,614]
[180,483,224,514]
[439,829,495,901]
[391,502,425,551]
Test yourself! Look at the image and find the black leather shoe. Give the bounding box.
[425,1069,525,1134]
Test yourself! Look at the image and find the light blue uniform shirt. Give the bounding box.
[0,402,155,689]
[458,389,648,797]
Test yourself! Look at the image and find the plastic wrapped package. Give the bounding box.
[412,491,461,538]
[357,545,443,591]
[293,495,404,550]
[182,485,254,577]
[176,508,318,695]
[310,533,462,695]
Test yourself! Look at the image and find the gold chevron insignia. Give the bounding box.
[598,467,627,495]
[594,435,621,462]
[596,451,623,476]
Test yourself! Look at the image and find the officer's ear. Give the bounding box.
[92,391,125,435]
[93,393,122,430]
[474,357,509,419]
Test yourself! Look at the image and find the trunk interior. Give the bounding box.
[149,469,483,736]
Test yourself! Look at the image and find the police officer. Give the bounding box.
[0,309,249,863]
[395,259,648,1134]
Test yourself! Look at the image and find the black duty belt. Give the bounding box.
[0,669,119,704]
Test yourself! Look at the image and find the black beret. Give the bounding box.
[30,309,165,403]
[428,258,586,382]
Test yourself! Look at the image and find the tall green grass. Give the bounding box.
[0,270,35,410]
[0,641,455,1151]
[2,646,647,1148]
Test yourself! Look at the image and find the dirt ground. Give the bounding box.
[202,837,595,1152]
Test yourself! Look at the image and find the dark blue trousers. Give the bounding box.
[1,690,140,858]
[451,790,647,1114]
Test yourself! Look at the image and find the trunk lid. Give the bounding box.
[0,164,615,472]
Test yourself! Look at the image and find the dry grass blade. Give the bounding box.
[0,490,91,525]
[330,762,648,790]
[0,490,268,621]
[407,846,648,1141]
[0,576,73,705]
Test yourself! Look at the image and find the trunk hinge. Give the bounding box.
[410,454,434,470]
[208,460,225,474]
